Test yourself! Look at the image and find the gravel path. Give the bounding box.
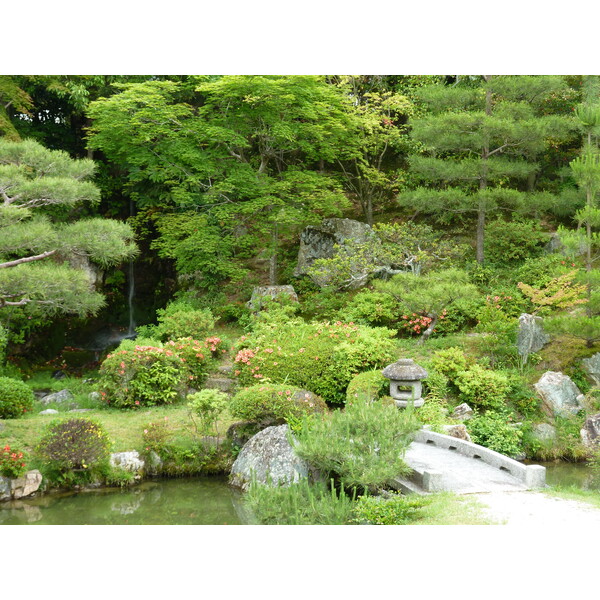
[471,490,600,525]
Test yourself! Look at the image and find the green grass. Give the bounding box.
[543,484,600,509]
[411,491,500,525]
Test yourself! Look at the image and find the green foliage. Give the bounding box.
[187,389,229,437]
[415,395,449,432]
[0,376,35,418]
[230,384,326,425]
[233,320,397,404]
[35,418,112,472]
[454,365,510,409]
[137,301,216,342]
[342,289,400,327]
[467,410,523,457]
[421,369,450,399]
[246,478,355,525]
[514,254,574,289]
[345,370,388,405]
[429,347,469,380]
[351,492,432,525]
[293,401,420,490]
[0,443,28,478]
[484,218,547,266]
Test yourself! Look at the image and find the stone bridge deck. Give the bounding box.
[393,429,546,495]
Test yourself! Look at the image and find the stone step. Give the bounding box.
[204,376,235,393]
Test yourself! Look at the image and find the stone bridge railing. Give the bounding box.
[412,429,546,490]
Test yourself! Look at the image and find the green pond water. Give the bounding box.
[542,461,599,490]
[0,476,250,525]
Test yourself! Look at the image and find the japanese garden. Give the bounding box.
[3,74,600,525]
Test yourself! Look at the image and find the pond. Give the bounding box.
[543,461,599,491]
[0,476,252,525]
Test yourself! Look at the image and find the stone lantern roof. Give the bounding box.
[382,358,428,381]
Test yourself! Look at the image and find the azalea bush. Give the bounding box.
[233,320,397,404]
[0,376,35,419]
[0,444,28,478]
[98,337,218,408]
[454,365,511,410]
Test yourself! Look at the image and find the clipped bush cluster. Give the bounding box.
[99,337,219,408]
[454,364,510,410]
[341,290,400,328]
[35,418,112,472]
[0,443,28,478]
[467,411,523,458]
[429,347,469,380]
[230,384,327,425]
[233,321,397,404]
[0,376,35,419]
[346,370,388,405]
[137,301,216,342]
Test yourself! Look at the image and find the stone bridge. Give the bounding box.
[392,429,546,495]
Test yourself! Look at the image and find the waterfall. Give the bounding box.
[127,258,135,336]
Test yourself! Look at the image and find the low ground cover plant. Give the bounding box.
[0,376,35,418]
[351,492,432,525]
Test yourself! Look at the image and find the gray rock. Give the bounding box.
[581,413,600,449]
[517,313,550,358]
[294,218,374,278]
[39,389,74,405]
[144,451,163,475]
[229,424,314,492]
[39,409,59,415]
[88,391,102,402]
[247,285,299,311]
[534,371,584,417]
[110,451,145,473]
[203,376,235,393]
[451,403,473,421]
[582,353,600,387]
[68,409,92,413]
[442,424,472,442]
[533,423,557,442]
[1,470,43,502]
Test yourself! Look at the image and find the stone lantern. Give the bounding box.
[382,358,428,408]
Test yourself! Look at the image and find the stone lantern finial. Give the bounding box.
[382,358,428,408]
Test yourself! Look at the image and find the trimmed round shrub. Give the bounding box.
[35,418,112,471]
[346,370,388,405]
[0,376,35,419]
[342,290,400,328]
[454,365,510,409]
[233,321,397,404]
[230,384,327,424]
[138,301,216,342]
[429,347,469,381]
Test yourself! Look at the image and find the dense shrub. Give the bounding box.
[233,320,397,404]
[513,254,567,289]
[293,401,420,491]
[0,443,27,478]
[0,376,35,418]
[454,365,510,409]
[99,337,216,408]
[341,290,400,328]
[246,479,355,525]
[137,301,216,341]
[484,218,547,266]
[230,384,326,425]
[421,369,450,399]
[429,347,469,381]
[466,411,523,458]
[346,370,389,404]
[352,492,431,525]
[35,418,112,472]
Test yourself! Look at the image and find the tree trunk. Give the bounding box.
[476,76,493,265]
[269,223,278,285]
[417,314,438,345]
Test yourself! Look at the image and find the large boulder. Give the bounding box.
[582,353,600,387]
[247,285,299,312]
[534,371,585,417]
[532,423,557,443]
[581,413,600,449]
[294,218,374,279]
[451,403,473,421]
[110,451,145,473]
[517,313,550,358]
[229,424,315,492]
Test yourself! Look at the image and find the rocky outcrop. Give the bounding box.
[294,218,374,278]
[582,353,600,387]
[229,424,315,492]
[0,470,43,502]
[517,313,550,358]
[39,389,75,406]
[247,285,299,311]
[534,371,585,418]
[532,423,557,443]
[581,413,600,449]
[110,451,145,473]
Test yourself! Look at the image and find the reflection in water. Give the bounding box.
[543,462,599,490]
[0,477,245,525]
